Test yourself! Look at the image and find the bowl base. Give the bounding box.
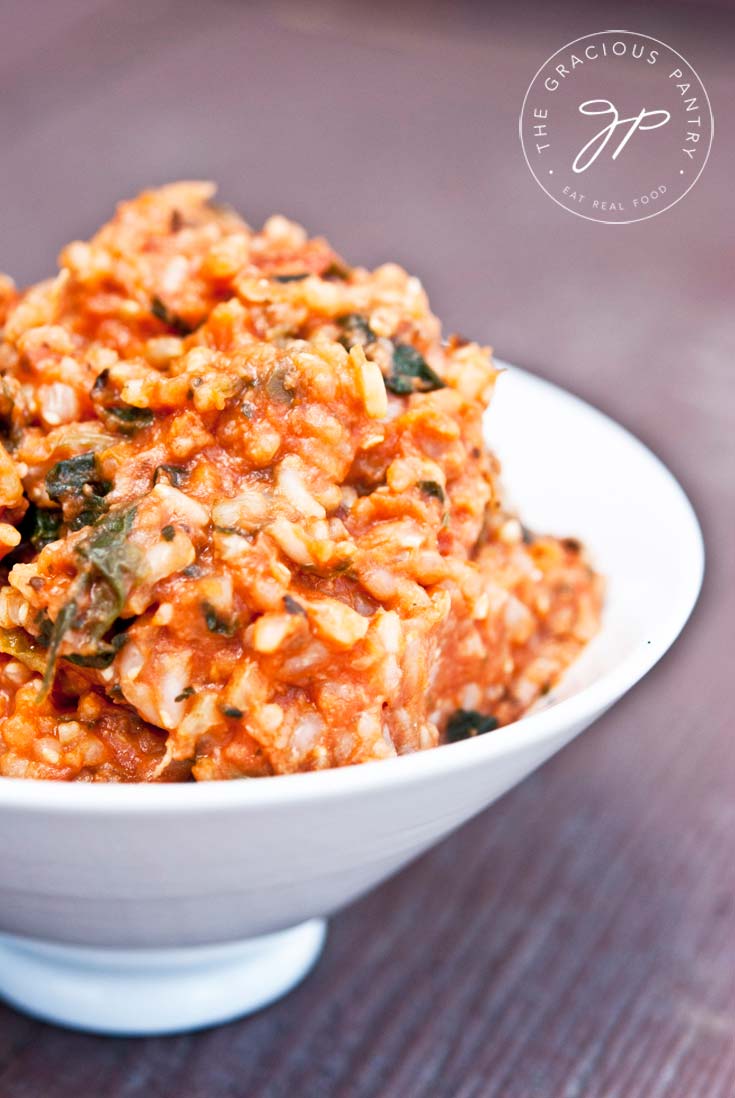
[0,918,327,1036]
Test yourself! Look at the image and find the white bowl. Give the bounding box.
[0,365,703,1035]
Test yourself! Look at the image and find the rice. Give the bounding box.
[0,183,602,781]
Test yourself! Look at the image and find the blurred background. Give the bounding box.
[0,2,733,1095]
[1,0,732,489]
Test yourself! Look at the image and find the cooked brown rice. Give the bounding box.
[0,184,602,781]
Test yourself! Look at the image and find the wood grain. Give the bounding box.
[0,1,733,1094]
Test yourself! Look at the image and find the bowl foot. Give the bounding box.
[0,918,327,1035]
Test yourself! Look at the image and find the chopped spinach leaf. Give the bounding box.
[161,524,176,541]
[0,628,48,674]
[110,630,129,652]
[31,507,63,549]
[445,709,499,743]
[6,505,62,563]
[337,313,376,349]
[283,594,307,616]
[91,368,111,395]
[105,405,155,431]
[153,463,188,487]
[35,611,53,649]
[266,366,295,405]
[72,496,111,531]
[386,343,445,396]
[46,453,98,499]
[77,507,140,639]
[222,705,244,719]
[272,273,309,283]
[202,602,233,636]
[151,295,195,337]
[65,648,116,669]
[175,686,195,702]
[39,599,79,697]
[37,506,141,698]
[419,480,445,503]
[214,524,251,540]
[46,451,112,530]
[323,259,351,281]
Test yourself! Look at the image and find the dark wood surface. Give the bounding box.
[1,2,733,1094]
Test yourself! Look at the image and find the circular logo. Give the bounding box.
[519,30,713,224]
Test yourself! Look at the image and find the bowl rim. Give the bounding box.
[0,365,704,813]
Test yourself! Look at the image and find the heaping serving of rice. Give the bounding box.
[0,183,602,782]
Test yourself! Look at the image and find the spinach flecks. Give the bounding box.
[445,709,499,743]
[272,273,309,283]
[419,480,445,503]
[0,628,48,674]
[153,463,188,488]
[31,508,63,549]
[266,367,295,405]
[337,314,376,349]
[151,295,196,337]
[38,599,79,699]
[46,453,98,500]
[202,602,234,636]
[78,507,140,635]
[222,705,244,719]
[65,648,116,669]
[323,259,351,281]
[45,451,112,530]
[386,343,445,396]
[37,506,142,698]
[106,405,155,431]
[72,498,111,531]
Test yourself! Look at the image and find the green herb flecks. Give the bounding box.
[175,686,195,702]
[323,259,351,281]
[31,507,63,549]
[105,405,155,432]
[445,709,499,743]
[46,453,99,498]
[386,343,445,396]
[78,507,140,636]
[202,602,234,636]
[222,705,244,719]
[419,480,445,503]
[266,366,295,405]
[0,628,48,675]
[153,464,188,488]
[65,649,116,669]
[337,314,376,350]
[45,451,112,530]
[38,599,79,697]
[151,295,196,337]
[272,273,309,283]
[37,506,142,700]
[213,524,252,541]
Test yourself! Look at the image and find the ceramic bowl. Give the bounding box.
[0,365,703,1035]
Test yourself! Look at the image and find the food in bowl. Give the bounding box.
[0,184,602,781]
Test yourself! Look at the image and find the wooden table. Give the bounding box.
[1,2,733,1094]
